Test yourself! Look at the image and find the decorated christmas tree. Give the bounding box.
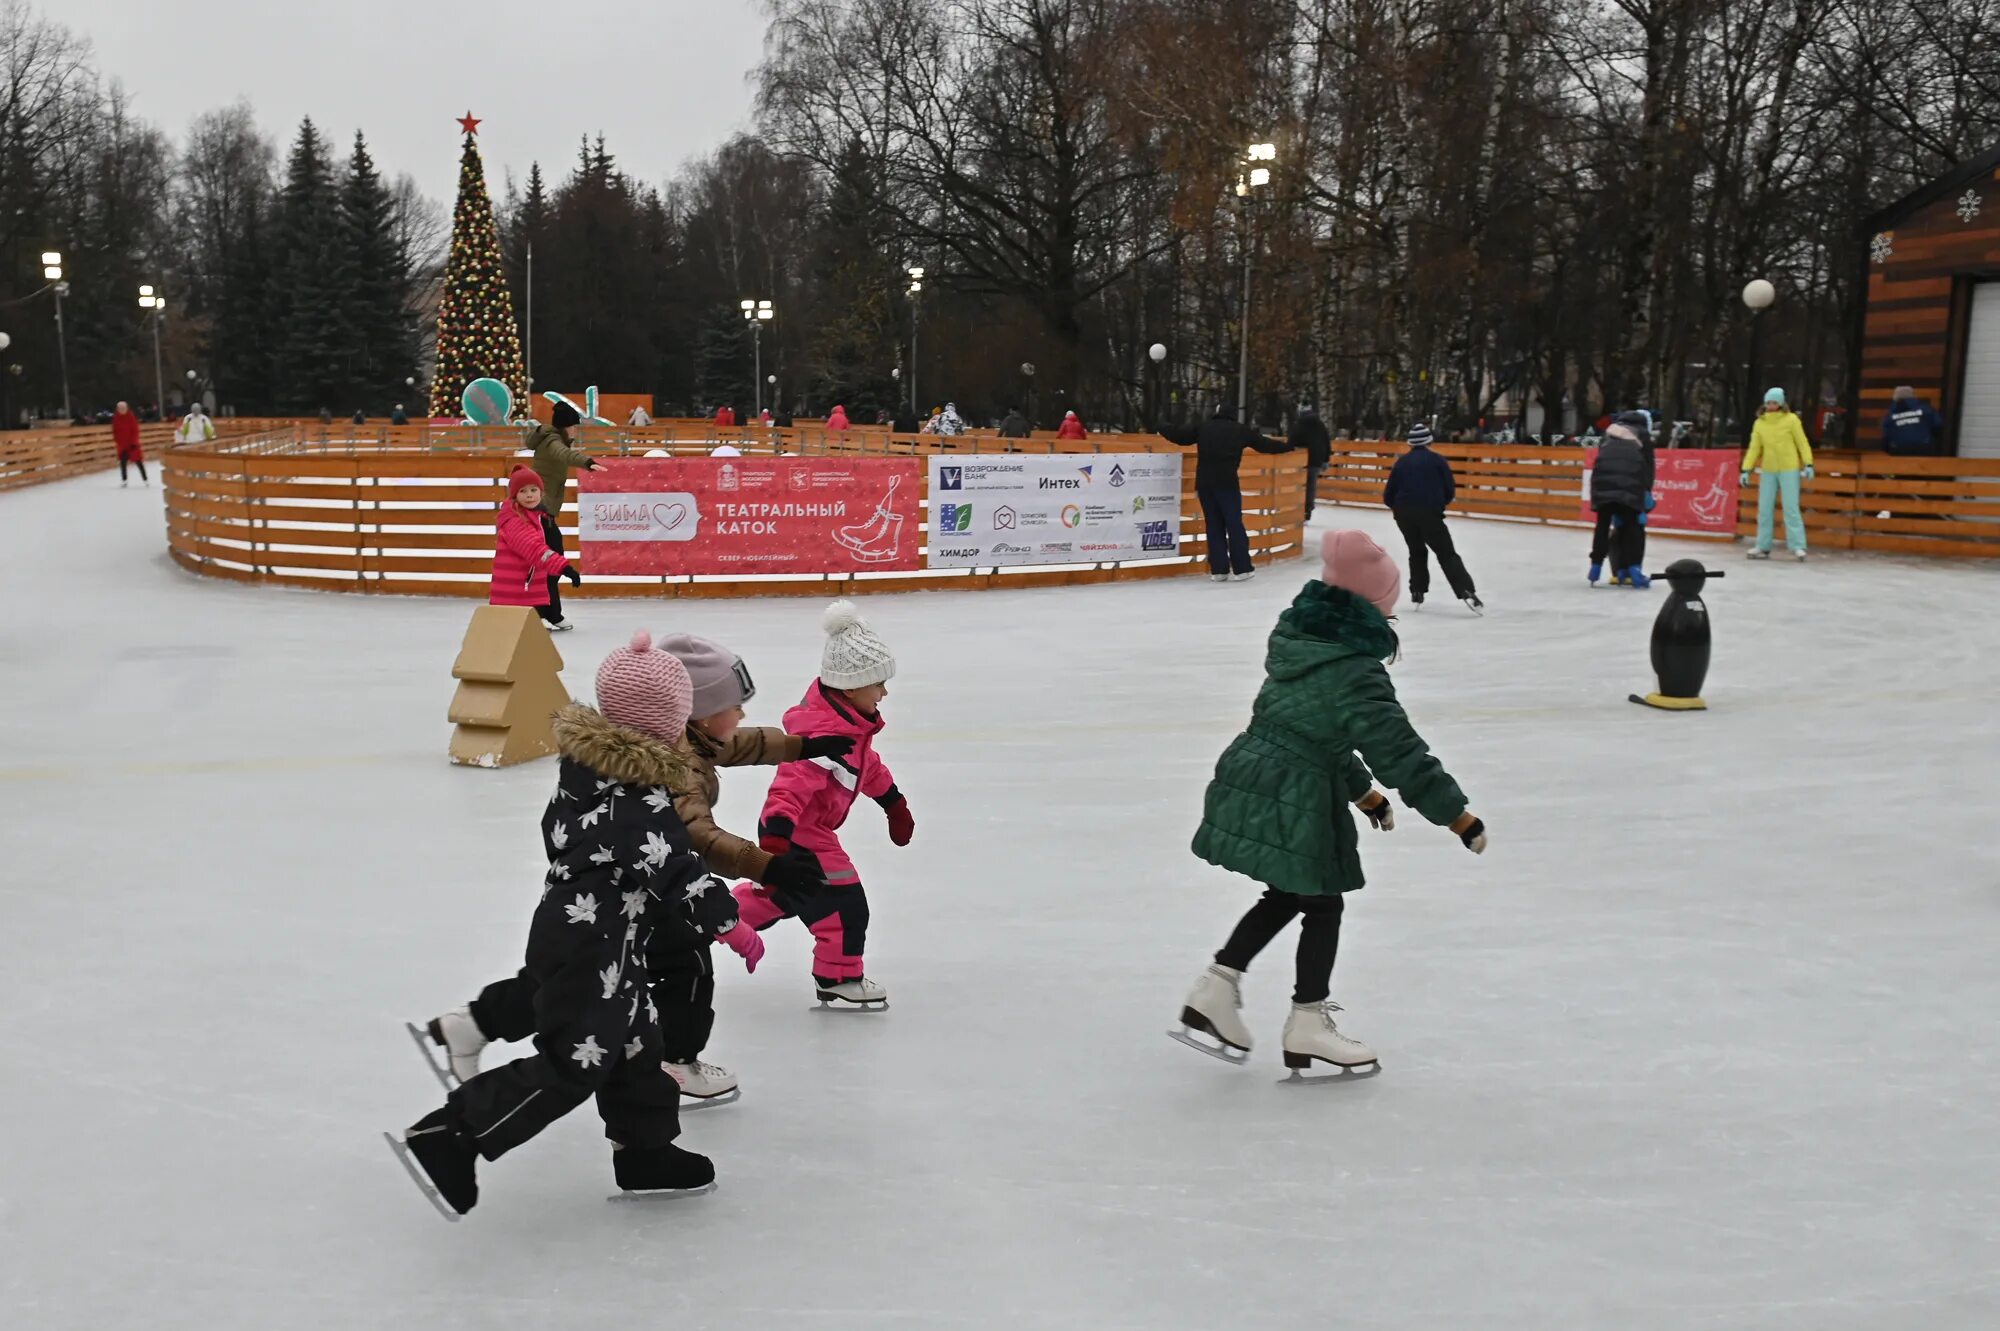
[428,114,527,418]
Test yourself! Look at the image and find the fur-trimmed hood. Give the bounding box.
[551,704,693,789]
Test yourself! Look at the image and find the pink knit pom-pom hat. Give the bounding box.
[595,630,694,741]
[1320,530,1401,616]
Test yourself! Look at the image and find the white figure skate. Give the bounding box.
[814,975,889,1010]
[666,1059,742,1109]
[406,1006,488,1090]
[1279,1001,1380,1083]
[1169,964,1253,1064]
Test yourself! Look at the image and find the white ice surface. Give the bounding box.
[4,477,1999,1331]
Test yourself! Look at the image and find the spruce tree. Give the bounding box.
[429,115,526,417]
[270,117,354,410]
[341,130,416,408]
[808,138,901,416]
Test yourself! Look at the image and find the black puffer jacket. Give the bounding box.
[1589,415,1655,512]
[1160,406,1292,489]
[1291,410,1333,468]
[540,705,740,961]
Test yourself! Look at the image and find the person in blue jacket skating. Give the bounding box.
[1382,422,1481,611]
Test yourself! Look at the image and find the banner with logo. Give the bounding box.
[926,454,1184,568]
[1578,448,1741,534]
[578,457,924,575]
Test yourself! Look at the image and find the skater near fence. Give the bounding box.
[1382,422,1480,612]
[1743,388,1814,561]
[112,402,146,486]
[1588,412,1656,587]
[1159,403,1292,582]
[523,401,604,628]
[732,602,913,1010]
[490,467,577,624]
[1173,530,1486,1079]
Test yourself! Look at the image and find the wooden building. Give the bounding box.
[1856,144,2000,456]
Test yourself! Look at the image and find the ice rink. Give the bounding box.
[5,475,1999,1331]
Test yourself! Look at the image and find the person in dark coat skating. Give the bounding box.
[1382,422,1479,610]
[1292,406,1332,521]
[1588,411,1656,588]
[1159,404,1293,581]
[389,634,760,1218]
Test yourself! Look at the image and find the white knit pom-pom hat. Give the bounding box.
[819,600,896,689]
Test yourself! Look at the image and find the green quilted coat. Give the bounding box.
[1192,581,1469,896]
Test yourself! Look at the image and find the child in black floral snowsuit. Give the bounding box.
[388,632,762,1218]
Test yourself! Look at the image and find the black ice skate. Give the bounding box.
[384,1109,478,1221]
[608,1143,717,1202]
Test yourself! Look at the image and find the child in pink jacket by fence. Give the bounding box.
[732,601,913,1009]
[491,465,579,623]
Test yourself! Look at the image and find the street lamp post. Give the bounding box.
[741,299,774,416]
[1148,342,1167,427]
[1237,145,1275,422]
[44,252,71,421]
[1021,361,1037,426]
[1741,279,1775,441]
[139,285,167,419]
[907,268,924,413]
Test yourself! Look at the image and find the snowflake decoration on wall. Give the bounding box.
[1871,232,1894,264]
[1958,190,1983,223]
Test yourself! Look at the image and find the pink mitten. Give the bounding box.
[718,922,765,974]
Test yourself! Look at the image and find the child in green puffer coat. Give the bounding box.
[1171,529,1488,1077]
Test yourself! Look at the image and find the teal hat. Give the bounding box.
[1763,387,1786,406]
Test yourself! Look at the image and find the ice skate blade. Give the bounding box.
[608,1182,718,1203]
[814,996,889,1012]
[1278,1059,1381,1084]
[1167,1027,1250,1065]
[405,1021,459,1091]
[679,1087,742,1110]
[381,1131,462,1223]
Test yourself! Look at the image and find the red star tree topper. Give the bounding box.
[428,113,525,418]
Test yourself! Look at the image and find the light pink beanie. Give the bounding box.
[595,630,694,742]
[1320,530,1400,616]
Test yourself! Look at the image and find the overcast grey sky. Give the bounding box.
[63,0,769,203]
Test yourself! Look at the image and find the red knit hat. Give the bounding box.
[595,630,694,742]
[507,465,543,504]
[1320,530,1400,616]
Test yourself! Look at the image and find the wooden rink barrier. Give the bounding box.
[1,422,197,491]
[158,424,1309,597]
[1317,439,2000,558]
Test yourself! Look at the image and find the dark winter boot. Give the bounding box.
[612,1142,716,1196]
[402,1108,479,1214]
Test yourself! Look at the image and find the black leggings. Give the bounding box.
[1215,888,1345,1005]
[119,458,148,482]
[538,510,565,624]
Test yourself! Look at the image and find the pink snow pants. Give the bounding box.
[732,881,868,981]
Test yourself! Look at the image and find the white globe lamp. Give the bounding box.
[1742,279,1775,311]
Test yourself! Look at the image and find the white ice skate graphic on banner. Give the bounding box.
[832,476,908,564]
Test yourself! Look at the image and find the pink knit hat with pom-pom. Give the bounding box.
[595,630,694,741]
[1320,530,1401,616]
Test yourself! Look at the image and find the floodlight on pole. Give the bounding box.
[743,297,775,414]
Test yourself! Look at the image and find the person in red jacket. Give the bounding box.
[1056,410,1087,441]
[112,401,146,486]
[491,466,578,626]
[826,404,851,433]
[713,405,736,429]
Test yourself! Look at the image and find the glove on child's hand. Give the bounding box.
[761,846,828,895]
[875,788,914,846]
[1356,791,1395,832]
[797,735,855,760]
[1450,812,1488,855]
[1740,472,1751,487]
[1802,465,1815,481]
[758,816,795,857]
[564,565,582,587]
[718,922,765,974]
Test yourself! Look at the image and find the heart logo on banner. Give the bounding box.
[652,503,689,532]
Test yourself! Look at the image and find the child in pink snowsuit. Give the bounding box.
[732,600,913,1008]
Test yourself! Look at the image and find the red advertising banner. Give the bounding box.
[1579,448,1741,534]
[578,457,925,575]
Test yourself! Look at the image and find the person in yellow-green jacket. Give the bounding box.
[1742,387,1814,561]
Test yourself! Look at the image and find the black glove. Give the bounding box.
[761,846,829,913]
[1357,791,1395,832]
[797,735,856,761]
[563,565,582,587]
[1457,817,1488,854]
